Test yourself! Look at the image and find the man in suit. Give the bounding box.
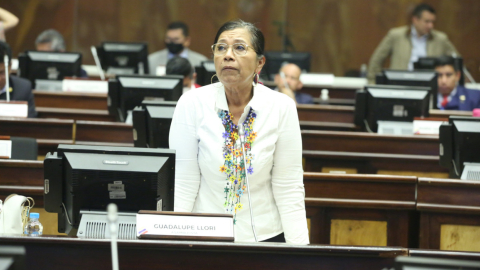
[0,41,37,117]
[274,63,313,104]
[435,56,480,111]
[149,21,208,75]
[367,3,458,82]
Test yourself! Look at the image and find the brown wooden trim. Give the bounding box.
[416,203,480,215]
[0,100,28,105]
[138,235,235,242]
[0,156,9,159]
[304,172,416,183]
[306,197,416,210]
[0,136,11,140]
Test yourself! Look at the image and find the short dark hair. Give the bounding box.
[412,3,435,18]
[0,41,12,63]
[167,21,189,37]
[213,19,265,57]
[35,29,66,51]
[435,56,460,72]
[166,57,194,79]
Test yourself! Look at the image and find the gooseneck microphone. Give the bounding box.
[4,55,10,102]
[107,203,119,270]
[238,124,258,242]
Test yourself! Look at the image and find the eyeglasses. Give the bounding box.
[211,43,252,56]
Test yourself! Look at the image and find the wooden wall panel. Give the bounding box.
[3,0,480,81]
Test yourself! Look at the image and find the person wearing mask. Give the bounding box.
[165,56,200,94]
[435,56,480,111]
[274,63,313,104]
[0,8,19,42]
[0,41,37,117]
[35,29,88,78]
[169,20,309,244]
[149,21,208,75]
[367,3,458,83]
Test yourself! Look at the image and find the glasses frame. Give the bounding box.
[211,43,253,56]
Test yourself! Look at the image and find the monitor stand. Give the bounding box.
[77,210,137,239]
[377,121,413,135]
[461,163,480,181]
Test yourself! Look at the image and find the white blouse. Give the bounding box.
[169,82,309,244]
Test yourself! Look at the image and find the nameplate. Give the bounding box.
[0,139,12,158]
[300,73,334,86]
[413,119,444,135]
[0,101,28,118]
[136,211,234,241]
[62,79,108,93]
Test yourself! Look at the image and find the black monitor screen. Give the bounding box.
[395,256,480,270]
[133,100,177,148]
[376,69,438,109]
[262,51,311,80]
[18,51,82,89]
[452,120,480,176]
[195,60,216,86]
[108,75,182,121]
[97,42,149,75]
[354,85,430,132]
[43,144,175,235]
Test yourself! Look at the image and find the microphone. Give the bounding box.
[238,125,258,242]
[107,203,119,270]
[90,46,106,80]
[4,55,10,102]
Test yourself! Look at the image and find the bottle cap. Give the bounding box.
[30,212,40,219]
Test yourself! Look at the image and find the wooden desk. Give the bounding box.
[36,107,116,122]
[417,178,480,252]
[304,173,418,247]
[302,130,439,156]
[33,90,108,110]
[303,150,448,177]
[299,121,358,132]
[0,235,406,270]
[297,104,355,123]
[75,120,134,144]
[0,117,74,141]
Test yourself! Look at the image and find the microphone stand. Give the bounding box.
[107,203,119,270]
[4,55,10,102]
[238,125,258,242]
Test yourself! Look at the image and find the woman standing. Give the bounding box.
[169,20,309,244]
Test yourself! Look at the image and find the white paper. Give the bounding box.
[0,140,12,158]
[136,213,234,239]
[300,73,334,86]
[62,79,108,93]
[156,66,166,76]
[413,120,444,135]
[0,102,28,118]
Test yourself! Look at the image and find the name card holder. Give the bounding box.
[0,136,12,159]
[136,211,234,242]
[62,78,108,93]
[0,101,28,118]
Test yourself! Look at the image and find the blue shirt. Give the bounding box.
[437,87,457,109]
[409,26,428,70]
[167,48,189,60]
[295,92,314,104]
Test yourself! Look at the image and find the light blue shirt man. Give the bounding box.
[408,26,428,70]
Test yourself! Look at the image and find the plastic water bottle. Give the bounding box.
[24,212,43,236]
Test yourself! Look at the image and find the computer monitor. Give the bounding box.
[261,51,311,81]
[395,256,480,270]
[195,60,217,86]
[44,144,175,237]
[132,100,177,148]
[96,42,149,75]
[439,116,480,179]
[414,56,464,85]
[108,75,183,122]
[18,51,82,90]
[354,85,430,132]
[0,246,25,270]
[376,69,438,109]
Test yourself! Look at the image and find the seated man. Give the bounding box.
[35,29,88,78]
[0,41,37,117]
[166,57,200,93]
[367,3,458,82]
[435,56,480,111]
[274,63,313,104]
[149,21,208,75]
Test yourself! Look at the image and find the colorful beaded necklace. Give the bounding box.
[218,108,257,224]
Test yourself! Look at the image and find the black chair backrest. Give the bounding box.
[11,137,38,160]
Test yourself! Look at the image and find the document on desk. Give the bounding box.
[0,140,12,158]
[62,79,108,93]
[300,73,334,86]
[0,101,28,118]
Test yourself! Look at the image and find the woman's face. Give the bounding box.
[213,28,265,89]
